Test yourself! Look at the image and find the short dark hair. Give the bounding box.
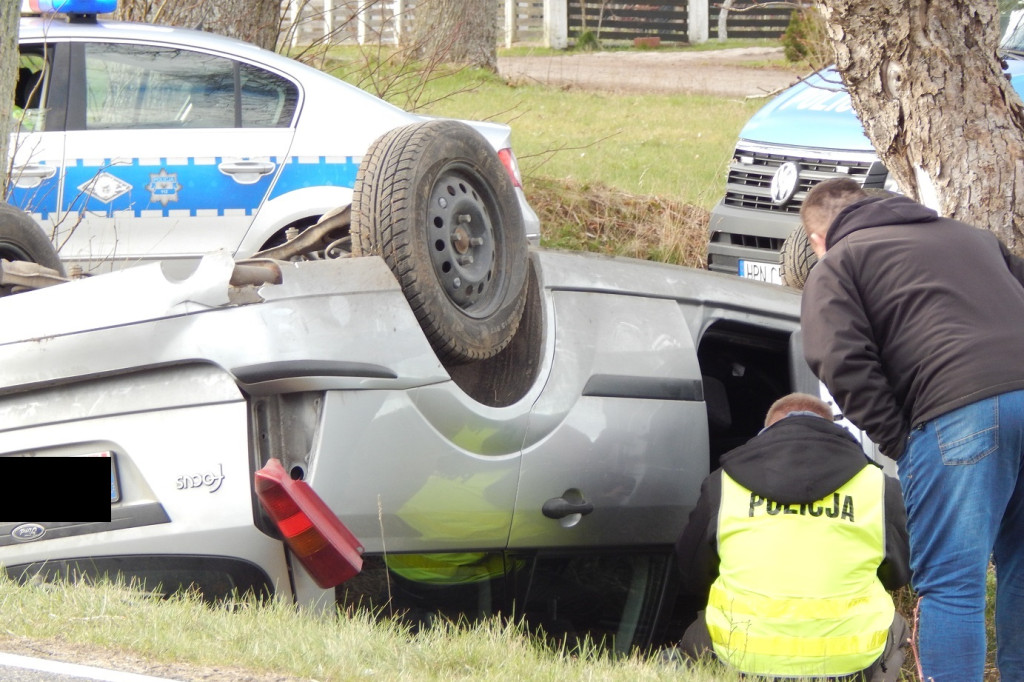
[764,392,834,427]
[800,178,867,239]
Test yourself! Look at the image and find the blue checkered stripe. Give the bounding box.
[10,155,360,220]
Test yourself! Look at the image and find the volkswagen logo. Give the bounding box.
[770,162,800,206]
[11,523,46,542]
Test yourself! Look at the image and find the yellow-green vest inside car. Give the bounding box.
[706,466,893,677]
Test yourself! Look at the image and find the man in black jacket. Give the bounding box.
[675,393,910,680]
[800,178,1024,681]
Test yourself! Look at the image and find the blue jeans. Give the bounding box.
[898,390,1024,682]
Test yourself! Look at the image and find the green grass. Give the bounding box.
[0,573,1001,681]
[0,575,743,681]
[309,43,779,261]
[419,78,761,210]
[321,49,767,209]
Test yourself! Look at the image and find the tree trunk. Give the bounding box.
[410,0,497,71]
[0,1,18,194]
[116,0,282,51]
[816,0,1024,253]
[718,0,735,41]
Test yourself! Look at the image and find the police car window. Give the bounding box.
[239,64,298,127]
[83,44,296,130]
[14,48,50,132]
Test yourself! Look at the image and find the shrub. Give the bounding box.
[782,5,831,70]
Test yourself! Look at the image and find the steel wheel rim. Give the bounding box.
[427,164,501,317]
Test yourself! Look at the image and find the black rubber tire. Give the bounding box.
[351,120,529,365]
[780,187,898,290]
[0,202,64,275]
[779,223,816,290]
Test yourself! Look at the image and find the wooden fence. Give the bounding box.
[281,0,792,47]
[568,2,689,43]
[707,3,792,40]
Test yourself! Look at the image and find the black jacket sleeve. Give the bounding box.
[675,470,722,603]
[877,473,911,590]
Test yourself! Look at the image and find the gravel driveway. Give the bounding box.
[497,46,805,98]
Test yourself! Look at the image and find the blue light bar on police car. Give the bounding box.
[23,0,117,13]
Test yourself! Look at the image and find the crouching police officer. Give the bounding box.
[673,393,911,681]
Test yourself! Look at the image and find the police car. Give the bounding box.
[10,0,540,274]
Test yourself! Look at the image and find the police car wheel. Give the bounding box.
[780,188,898,290]
[351,120,529,365]
[779,223,816,290]
[0,202,64,276]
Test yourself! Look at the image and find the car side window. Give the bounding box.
[14,47,51,132]
[512,553,673,654]
[335,551,672,653]
[83,43,297,130]
[239,64,298,127]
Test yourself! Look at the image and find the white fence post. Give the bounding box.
[394,0,404,45]
[289,0,300,48]
[543,0,567,49]
[504,0,517,48]
[358,0,370,44]
[688,0,709,43]
[323,0,333,37]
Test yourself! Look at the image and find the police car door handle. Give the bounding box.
[11,164,56,188]
[218,160,276,185]
[542,495,594,519]
[10,163,55,184]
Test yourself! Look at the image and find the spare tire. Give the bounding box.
[0,202,64,275]
[351,120,529,365]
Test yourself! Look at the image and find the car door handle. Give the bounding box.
[11,164,56,188]
[217,160,276,184]
[542,496,594,519]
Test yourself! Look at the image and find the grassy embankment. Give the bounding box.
[0,574,741,682]
[0,566,999,680]
[324,40,784,268]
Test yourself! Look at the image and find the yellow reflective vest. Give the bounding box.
[706,466,894,677]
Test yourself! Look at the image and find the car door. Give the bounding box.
[510,289,708,550]
[57,41,298,273]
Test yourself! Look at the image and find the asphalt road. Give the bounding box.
[0,652,179,682]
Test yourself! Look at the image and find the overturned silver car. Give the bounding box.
[0,120,812,652]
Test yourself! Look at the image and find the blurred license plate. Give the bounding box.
[739,259,781,285]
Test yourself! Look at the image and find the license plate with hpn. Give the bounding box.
[739,259,782,285]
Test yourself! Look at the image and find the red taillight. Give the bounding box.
[497,148,523,189]
[254,458,363,588]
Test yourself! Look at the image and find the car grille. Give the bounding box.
[721,233,785,250]
[722,143,887,214]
